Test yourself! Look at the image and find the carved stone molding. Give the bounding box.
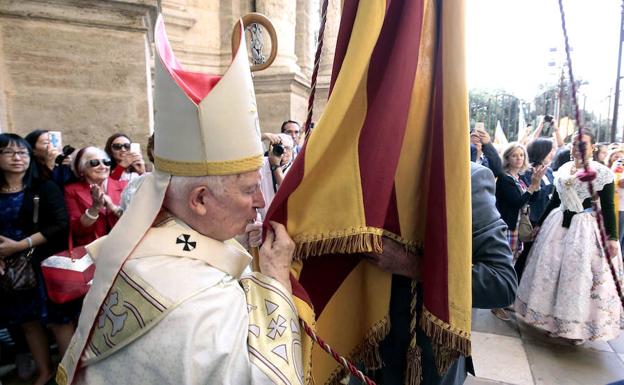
[0,0,158,33]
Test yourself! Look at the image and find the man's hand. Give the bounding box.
[363,237,420,279]
[245,220,263,248]
[268,148,283,167]
[0,258,5,275]
[259,221,295,292]
[261,132,281,145]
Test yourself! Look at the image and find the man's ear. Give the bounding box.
[188,186,209,216]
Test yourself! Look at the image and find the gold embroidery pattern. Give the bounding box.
[154,154,263,176]
[56,363,68,385]
[242,273,304,385]
[84,269,172,363]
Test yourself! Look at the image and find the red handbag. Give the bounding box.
[41,230,95,304]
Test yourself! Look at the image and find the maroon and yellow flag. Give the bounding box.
[267,0,471,383]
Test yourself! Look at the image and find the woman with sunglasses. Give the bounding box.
[64,147,127,247]
[104,133,145,182]
[0,133,73,385]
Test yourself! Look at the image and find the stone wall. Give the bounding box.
[0,0,340,148]
[0,0,157,148]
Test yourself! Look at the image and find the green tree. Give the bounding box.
[469,89,521,140]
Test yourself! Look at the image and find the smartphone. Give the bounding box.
[130,143,141,154]
[48,131,63,150]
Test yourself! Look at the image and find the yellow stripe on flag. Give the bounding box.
[442,0,472,334]
[287,0,387,245]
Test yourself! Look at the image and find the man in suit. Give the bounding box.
[362,162,517,384]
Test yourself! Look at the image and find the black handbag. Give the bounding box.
[0,194,39,292]
[0,248,36,292]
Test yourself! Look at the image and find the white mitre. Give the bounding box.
[153,14,263,175]
[57,15,263,385]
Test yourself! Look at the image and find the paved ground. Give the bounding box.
[2,309,624,384]
[466,309,624,385]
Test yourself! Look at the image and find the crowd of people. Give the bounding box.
[0,130,149,385]
[2,112,624,384]
[471,118,624,345]
[0,119,305,385]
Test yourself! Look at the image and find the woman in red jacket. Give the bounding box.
[64,147,127,246]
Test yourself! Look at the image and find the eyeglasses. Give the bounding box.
[1,149,30,158]
[87,159,112,168]
[284,129,300,135]
[111,143,131,151]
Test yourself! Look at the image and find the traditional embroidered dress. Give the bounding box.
[515,161,624,341]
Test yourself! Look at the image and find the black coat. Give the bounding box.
[520,168,555,224]
[496,173,534,231]
[17,179,69,259]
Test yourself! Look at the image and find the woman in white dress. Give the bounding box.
[515,132,624,344]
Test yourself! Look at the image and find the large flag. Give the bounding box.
[267,0,471,383]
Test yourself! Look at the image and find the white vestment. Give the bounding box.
[59,217,303,385]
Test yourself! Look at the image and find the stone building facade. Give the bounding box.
[0,0,340,149]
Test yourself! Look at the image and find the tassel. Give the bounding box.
[405,280,422,385]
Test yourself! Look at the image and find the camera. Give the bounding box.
[55,145,75,165]
[544,115,554,123]
[272,143,284,156]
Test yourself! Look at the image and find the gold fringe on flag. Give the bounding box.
[326,317,390,385]
[293,230,385,260]
[420,308,471,375]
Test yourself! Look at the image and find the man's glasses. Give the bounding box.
[1,149,30,158]
[87,159,112,168]
[111,143,131,151]
[285,129,300,135]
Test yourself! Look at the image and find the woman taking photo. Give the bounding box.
[496,143,547,258]
[493,142,546,321]
[25,129,74,189]
[0,133,72,385]
[521,138,556,224]
[516,132,623,344]
[64,147,127,246]
[104,133,146,182]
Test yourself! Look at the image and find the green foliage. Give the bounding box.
[469,89,520,140]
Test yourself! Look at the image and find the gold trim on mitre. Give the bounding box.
[153,16,264,177]
[154,154,264,176]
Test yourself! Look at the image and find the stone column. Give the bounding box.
[256,0,300,74]
[295,0,316,78]
[313,0,341,123]
[0,0,157,147]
